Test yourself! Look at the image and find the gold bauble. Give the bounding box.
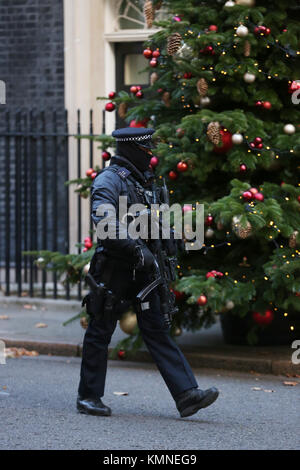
[80,316,89,330]
[119,311,137,335]
[173,327,182,337]
[83,263,90,275]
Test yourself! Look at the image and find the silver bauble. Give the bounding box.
[236,25,249,37]
[232,133,244,144]
[284,124,296,135]
[243,72,256,83]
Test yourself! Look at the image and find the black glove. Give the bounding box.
[133,245,156,272]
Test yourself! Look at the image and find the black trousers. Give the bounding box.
[78,274,198,401]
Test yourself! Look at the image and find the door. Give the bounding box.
[115,42,150,128]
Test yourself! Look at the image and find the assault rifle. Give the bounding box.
[136,179,179,327]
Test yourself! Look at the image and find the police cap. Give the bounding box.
[112,127,155,149]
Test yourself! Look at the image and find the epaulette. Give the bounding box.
[100,166,131,181]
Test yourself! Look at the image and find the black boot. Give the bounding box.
[175,387,219,418]
[77,396,112,416]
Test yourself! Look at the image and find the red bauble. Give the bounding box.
[86,168,94,177]
[254,192,264,202]
[143,48,153,59]
[255,101,263,107]
[254,137,263,145]
[256,143,263,149]
[197,295,207,306]
[182,204,193,213]
[150,156,159,168]
[205,215,214,226]
[183,72,192,79]
[206,272,215,279]
[157,88,164,93]
[129,119,148,128]
[265,28,271,35]
[105,102,115,112]
[177,161,188,172]
[136,86,142,91]
[108,91,116,99]
[84,237,92,243]
[118,350,126,360]
[213,129,233,154]
[91,172,98,180]
[252,309,274,326]
[102,151,111,162]
[254,26,260,35]
[84,241,93,250]
[242,191,253,201]
[130,86,138,94]
[263,101,272,110]
[152,49,160,58]
[298,195,300,203]
[176,128,185,138]
[169,171,178,180]
[136,90,144,99]
[288,81,300,94]
[171,289,185,301]
[249,187,259,195]
[240,164,247,172]
[149,59,158,68]
[208,25,218,32]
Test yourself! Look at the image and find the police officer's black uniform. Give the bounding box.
[77,128,219,418]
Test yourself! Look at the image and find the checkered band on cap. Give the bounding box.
[115,134,153,142]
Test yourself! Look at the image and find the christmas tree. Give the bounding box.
[104,0,300,346]
[29,0,300,349]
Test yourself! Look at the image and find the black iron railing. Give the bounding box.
[0,108,102,300]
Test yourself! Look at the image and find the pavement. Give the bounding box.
[0,295,300,376]
[0,355,299,450]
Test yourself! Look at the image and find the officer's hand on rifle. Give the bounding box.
[133,245,156,273]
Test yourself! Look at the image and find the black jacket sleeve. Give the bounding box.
[91,169,138,257]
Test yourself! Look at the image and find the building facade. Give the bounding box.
[0,0,163,293]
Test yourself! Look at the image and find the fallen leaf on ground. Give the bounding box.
[5,348,39,358]
[0,315,9,320]
[283,381,298,386]
[113,392,129,396]
[263,389,275,393]
[23,304,33,309]
[251,387,262,391]
[35,323,48,328]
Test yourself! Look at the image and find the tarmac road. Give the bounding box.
[0,355,299,450]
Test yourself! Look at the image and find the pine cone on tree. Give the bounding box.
[197,78,208,97]
[232,216,253,239]
[144,0,155,29]
[150,72,159,85]
[167,32,182,56]
[244,40,251,57]
[118,102,128,119]
[289,231,299,248]
[162,91,171,107]
[207,121,221,145]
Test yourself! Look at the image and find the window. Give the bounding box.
[113,0,167,31]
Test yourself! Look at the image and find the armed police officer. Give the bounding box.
[77,127,219,418]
